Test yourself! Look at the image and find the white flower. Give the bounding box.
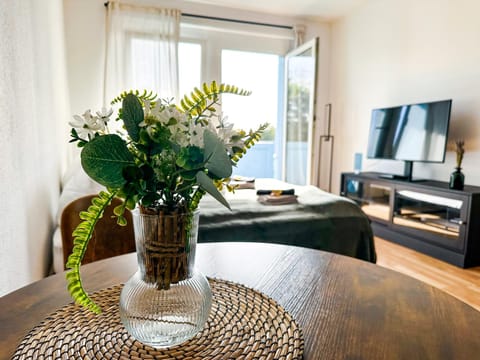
[143,100,152,115]
[69,110,106,139]
[154,105,188,128]
[213,114,245,153]
[95,107,113,126]
[189,121,206,148]
[139,103,191,146]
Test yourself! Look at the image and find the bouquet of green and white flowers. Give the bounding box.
[66,81,267,312]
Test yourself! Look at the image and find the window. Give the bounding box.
[178,42,201,98]
[129,36,201,99]
[221,49,281,178]
[179,18,293,179]
[130,36,162,90]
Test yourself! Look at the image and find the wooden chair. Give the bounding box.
[61,195,136,269]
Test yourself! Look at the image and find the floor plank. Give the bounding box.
[374,237,480,311]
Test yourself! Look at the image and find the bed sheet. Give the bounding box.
[198,179,376,263]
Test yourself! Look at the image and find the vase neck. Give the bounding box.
[131,209,199,289]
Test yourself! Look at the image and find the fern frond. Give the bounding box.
[110,90,157,105]
[231,123,269,165]
[190,188,206,211]
[179,81,251,116]
[65,190,118,313]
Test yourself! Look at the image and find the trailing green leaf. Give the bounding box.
[190,188,205,211]
[110,89,157,105]
[65,190,118,313]
[179,81,251,117]
[231,123,269,164]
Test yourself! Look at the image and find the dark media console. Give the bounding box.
[341,172,480,268]
[378,173,409,180]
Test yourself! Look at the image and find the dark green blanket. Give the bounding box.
[198,181,376,263]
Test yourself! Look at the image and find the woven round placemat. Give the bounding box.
[13,278,303,359]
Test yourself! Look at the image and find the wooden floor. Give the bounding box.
[374,237,480,311]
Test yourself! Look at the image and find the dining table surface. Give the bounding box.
[2,242,480,359]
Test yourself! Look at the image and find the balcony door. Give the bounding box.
[282,38,318,185]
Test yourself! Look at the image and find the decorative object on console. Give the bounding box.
[449,139,465,190]
[66,81,267,347]
[354,152,363,174]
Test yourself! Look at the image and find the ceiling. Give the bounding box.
[184,0,367,21]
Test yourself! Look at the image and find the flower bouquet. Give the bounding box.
[66,81,267,319]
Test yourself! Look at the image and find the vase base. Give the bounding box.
[125,322,199,348]
[120,270,212,348]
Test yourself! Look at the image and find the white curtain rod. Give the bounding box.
[104,2,293,30]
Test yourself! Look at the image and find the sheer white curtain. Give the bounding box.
[104,1,180,105]
[0,0,69,295]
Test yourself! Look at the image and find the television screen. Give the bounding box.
[367,99,451,163]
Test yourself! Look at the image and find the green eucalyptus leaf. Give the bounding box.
[81,134,135,188]
[122,93,144,142]
[196,171,230,210]
[203,130,232,179]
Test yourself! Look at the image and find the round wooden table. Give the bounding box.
[1,242,480,359]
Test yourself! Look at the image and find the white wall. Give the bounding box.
[330,0,480,193]
[0,0,69,295]
[63,0,331,185]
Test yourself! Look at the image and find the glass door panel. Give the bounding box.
[361,184,391,221]
[221,49,280,178]
[393,190,463,242]
[345,180,391,221]
[283,38,318,185]
[178,42,202,99]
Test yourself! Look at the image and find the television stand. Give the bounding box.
[340,171,480,268]
[378,161,426,182]
[379,174,408,180]
[379,173,427,182]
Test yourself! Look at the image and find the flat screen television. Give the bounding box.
[366,99,452,181]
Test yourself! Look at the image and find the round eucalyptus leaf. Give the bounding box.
[196,171,230,210]
[81,134,135,188]
[122,93,144,142]
[203,130,232,179]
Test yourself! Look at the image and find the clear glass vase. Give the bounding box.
[120,208,211,348]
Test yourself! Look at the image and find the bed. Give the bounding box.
[52,172,376,273]
[198,178,376,263]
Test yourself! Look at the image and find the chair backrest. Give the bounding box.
[60,195,135,269]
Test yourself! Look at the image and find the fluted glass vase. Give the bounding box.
[120,208,211,348]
